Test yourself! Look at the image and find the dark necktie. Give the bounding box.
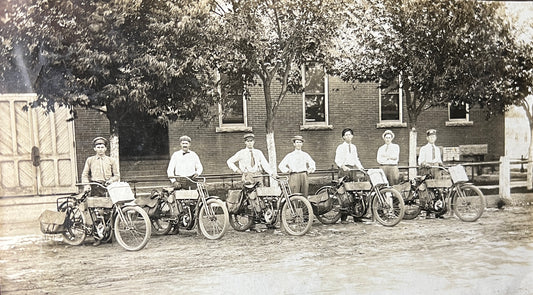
[250,150,255,167]
[432,145,436,160]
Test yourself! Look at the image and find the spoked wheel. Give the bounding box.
[151,218,172,235]
[150,198,173,235]
[314,186,342,224]
[403,192,422,220]
[372,188,405,227]
[198,199,229,240]
[58,202,86,246]
[114,206,151,251]
[281,195,313,236]
[229,210,254,232]
[452,184,485,222]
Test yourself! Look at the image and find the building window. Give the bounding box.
[216,74,251,133]
[301,63,331,130]
[446,103,473,126]
[377,76,406,128]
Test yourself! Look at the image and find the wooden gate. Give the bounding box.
[0,94,77,197]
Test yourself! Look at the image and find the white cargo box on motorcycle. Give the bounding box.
[107,182,135,204]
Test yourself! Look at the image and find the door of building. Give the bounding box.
[0,94,77,197]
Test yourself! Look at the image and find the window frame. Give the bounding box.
[446,102,473,126]
[300,63,332,130]
[377,75,406,128]
[216,74,252,133]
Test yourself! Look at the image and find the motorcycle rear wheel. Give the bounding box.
[372,188,405,227]
[58,201,86,246]
[229,212,254,231]
[281,195,313,236]
[314,186,342,224]
[403,193,422,220]
[114,206,151,251]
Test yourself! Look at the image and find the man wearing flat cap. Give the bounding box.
[418,129,443,169]
[376,130,400,185]
[278,136,316,197]
[167,135,203,189]
[81,136,120,196]
[227,133,273,184]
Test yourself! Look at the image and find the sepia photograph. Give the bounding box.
[1,0,532,294]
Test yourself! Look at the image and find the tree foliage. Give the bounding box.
[211,0,347,165]
[0,0,220,127]
[334,0,518,126]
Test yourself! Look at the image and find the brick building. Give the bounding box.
[74,73,504,181]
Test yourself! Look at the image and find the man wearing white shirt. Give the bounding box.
[335,128,364,180]
[227,133,273,184]
[335,128,365,224]
[377,130,400,185]
[167,135,203,189]
[418,129,443,177]
[278,135,316,197]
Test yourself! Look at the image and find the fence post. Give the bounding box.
[499,156,512,204]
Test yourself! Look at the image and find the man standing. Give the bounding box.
[418,129,443,176]
[81,136,120,197]
[335,128,365,224]
[227,133,273,184]
[376,130,400,185]
[167,135,203,190]
[278,135,316,197]
[335,128,364,180]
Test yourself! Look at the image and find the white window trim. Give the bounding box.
[215,76,252,133]
[300,64,332,130]
[376,75,406,128]
[446,103,473,127]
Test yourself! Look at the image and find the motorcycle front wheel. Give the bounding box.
[58,201,86,246]
[372,188,405,227]
[198,198,229,240]
[452,184,485,222]
[281,195,313,236]
[314,186,342,225]
[114,206,151,251]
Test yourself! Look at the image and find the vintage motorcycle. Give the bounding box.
[226,175,314,236]
[136,176,229,240]
[49,182,152,251]
[310,168,405,227]
[397,165,485,221]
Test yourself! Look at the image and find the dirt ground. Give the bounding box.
[1,205,532,295]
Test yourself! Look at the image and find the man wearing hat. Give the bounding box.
[167,135,203,189]
[278,136,316,197]
[81,136,120,196]
[227,133,273,184]
[376,130,400,185]
[418,129,443,169]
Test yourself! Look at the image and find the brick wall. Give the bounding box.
[166,76,504,175]
[73,107,110,181]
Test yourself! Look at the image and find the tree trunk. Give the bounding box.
[409,127,418,179]
[108,115,120,177]
[526,126,533,190]
[263,77,278,177]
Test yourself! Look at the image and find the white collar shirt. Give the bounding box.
[418,143,442,165]
[278,150,316,173]
[335,142,363,169]
[377,143,400,165]
[167,150,203,180]
[227,148,273,175]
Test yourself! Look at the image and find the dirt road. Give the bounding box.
[1,205,532,294]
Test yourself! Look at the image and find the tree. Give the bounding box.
[210,0,347,172]
[0,0,219,161]
[333,0,516,176]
